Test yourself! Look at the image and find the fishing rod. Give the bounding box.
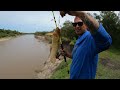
[52,11,58,28]
[52,11,69,74]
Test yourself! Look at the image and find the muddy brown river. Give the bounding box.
[0,35,50,79]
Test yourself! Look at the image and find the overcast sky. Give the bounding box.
[0,11,119,33]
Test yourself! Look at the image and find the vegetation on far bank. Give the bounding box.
[34,31,50,36]
[0,29,23,38]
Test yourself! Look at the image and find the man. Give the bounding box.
[59,11,112,79]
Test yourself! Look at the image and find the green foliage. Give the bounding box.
[34,31,48,36]
[96,48,120,79]
[61,20,78,43]
[69,37,77,45]
[94,11,120,49]
[0,29,22,38]
[50,59,71,79]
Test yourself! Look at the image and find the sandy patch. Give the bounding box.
[35,58,63,79]
[0,37,11,42]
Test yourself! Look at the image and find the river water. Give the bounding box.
[0,35,50,79]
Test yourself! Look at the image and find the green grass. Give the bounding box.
[50,59,71,79]
[50,47,120,79]
[96,47,120,79]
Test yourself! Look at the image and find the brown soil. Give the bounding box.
[99,57,120,70]
[35,58,63,79]
[34,35,63,79]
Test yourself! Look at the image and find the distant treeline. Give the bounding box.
[0,29,22,38]
[34,31,49,36]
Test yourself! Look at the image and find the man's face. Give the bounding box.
[72,17,87,36]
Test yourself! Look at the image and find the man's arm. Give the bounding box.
[60,11,112,53]
[60,11,99,34]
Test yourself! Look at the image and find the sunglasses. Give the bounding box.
[72,22,83,27]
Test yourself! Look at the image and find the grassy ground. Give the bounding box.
[50,47,120,79]
[96,47,120,79]
[50,59,71,79]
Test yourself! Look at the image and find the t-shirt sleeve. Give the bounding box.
[92,23,112,53]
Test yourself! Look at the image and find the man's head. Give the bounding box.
[72,16,87,36]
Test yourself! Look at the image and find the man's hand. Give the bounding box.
[60,49,67,56]
[60,11,67,17]
[59,11,99,32]
[60,11,85,18]
[60,49,72,59]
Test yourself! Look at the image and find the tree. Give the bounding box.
[61,20,78,42]
[94,11,120,49]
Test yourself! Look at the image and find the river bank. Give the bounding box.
[34,35,64,79]
[0,37,12,42]
[0,35,21,42]
[35,58,63,79]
